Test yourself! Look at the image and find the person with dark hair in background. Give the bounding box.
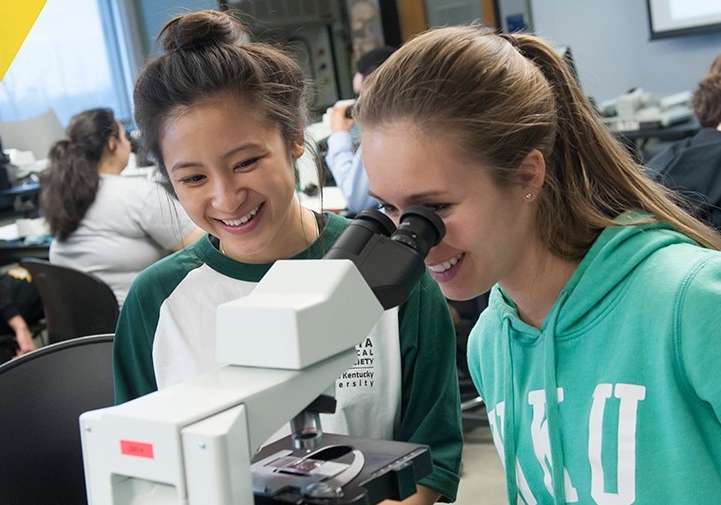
[325,46,396,213]
[645,58,721,231]
[0,266,43,364]
[116,11,461,505]
[355,25,721,503]
[41,108,203,306]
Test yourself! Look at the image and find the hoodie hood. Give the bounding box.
[546,213,696,338]
[492,213,695,339]
[473,212,698,504]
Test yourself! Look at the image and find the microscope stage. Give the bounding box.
[252,433,431,505]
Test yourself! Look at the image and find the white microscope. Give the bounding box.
[79,206,445,505]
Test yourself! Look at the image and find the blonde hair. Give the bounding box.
[355,25,721,256]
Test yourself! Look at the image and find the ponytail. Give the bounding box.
[41,108,116,240]
[516,34,721,252]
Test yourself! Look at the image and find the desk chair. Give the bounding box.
[20,258,119,344]
[0,333,114,505]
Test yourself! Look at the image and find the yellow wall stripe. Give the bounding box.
[0,1,48,82]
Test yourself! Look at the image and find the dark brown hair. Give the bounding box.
[692,73,721,128]
[133,10,312,196]
[41,108,119,240]
[705,53,721,77]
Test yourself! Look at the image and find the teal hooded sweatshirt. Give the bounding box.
[468,216,721,504]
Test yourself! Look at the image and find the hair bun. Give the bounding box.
[161,10,248,52]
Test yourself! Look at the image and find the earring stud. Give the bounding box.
[525,193,532,200]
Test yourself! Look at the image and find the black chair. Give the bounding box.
[20,258,119,344]
[0,333,114,505]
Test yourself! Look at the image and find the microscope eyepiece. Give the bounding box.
[324,206,446,309]
[391,206,446,258]
[351,208,396,237]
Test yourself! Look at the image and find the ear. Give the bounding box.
[106,136,118,154]
[290,138,305,160]
[516,149,546,193]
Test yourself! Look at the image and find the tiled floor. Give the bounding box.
[455,424,507,504]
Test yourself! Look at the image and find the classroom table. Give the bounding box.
[0,222,50,266]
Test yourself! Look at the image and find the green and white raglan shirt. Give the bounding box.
[468,213,721,504]
[114,212,462,501]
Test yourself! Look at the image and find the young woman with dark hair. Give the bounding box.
[114,11,462,505]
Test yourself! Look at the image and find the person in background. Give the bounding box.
[115,11,461,505]
[41,108,203,306]
[0,266,43,363]
[355,25,721,503]
[325,46,396,213]
[645,57,721,231]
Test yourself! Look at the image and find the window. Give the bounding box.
[0,0,139,128]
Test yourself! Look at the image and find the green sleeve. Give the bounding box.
[113,245,206,404]
[113,272,161,404]
[397,272,463,502]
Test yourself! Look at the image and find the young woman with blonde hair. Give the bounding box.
[356,25,721,504]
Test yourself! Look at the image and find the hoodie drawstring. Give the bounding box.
[502,315,519,503]
[544,291,568,504]
[503,291,569,504]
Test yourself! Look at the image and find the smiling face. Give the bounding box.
[363,124,541,301]
[159,94,308,264]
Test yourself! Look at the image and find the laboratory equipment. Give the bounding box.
[79,206,445,505]
[599,88,694,132]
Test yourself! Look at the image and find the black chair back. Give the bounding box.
[0,334,114,505]
[20,258,119,344]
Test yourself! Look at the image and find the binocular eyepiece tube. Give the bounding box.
[324,205,446,310]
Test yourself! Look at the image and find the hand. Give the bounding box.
[329,104,354,133]
[8,314,37,356]
[14,326,37,356]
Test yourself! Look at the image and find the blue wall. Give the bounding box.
[530,0,721,103]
